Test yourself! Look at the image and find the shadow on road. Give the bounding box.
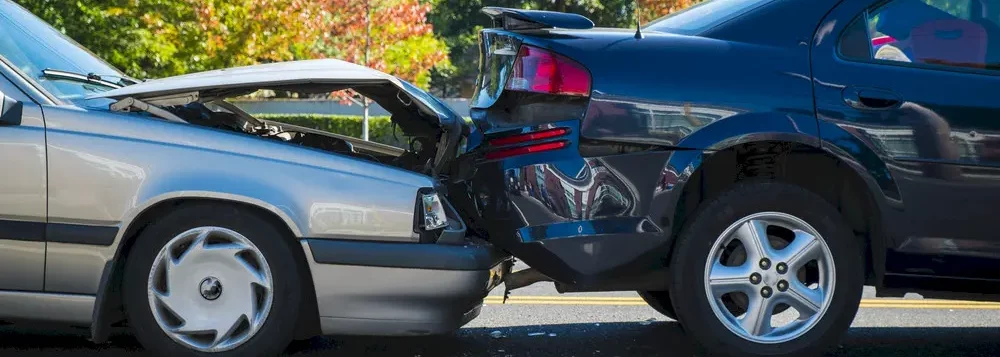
[0,322,997,356]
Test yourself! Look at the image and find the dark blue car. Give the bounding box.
[450,0,1000,356]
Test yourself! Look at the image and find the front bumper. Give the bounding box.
[300,237,510,336]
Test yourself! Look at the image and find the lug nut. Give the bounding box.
[776,262,788,274]
[777,280,788,292]
[749,273,762,285]
[759,258,771,270]
[761,286,773,298]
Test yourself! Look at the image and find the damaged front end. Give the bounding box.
[90,59,521,298]
[91,59,467,181]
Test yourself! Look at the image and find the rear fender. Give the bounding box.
[649,119,900,284]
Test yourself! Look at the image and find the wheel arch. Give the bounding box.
[661,135,895,289]
[90,195,320,343]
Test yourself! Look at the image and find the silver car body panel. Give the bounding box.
[0,102,46,221]
[300,242,494,336]
[0,240,45,291]
[0,291,94,325]
[41,103,435,293]
[0,102,47,291]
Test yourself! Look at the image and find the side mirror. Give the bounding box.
[0,92,22,126]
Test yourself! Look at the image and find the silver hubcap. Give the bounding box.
[147,227,273,352]
[704,212,835,344]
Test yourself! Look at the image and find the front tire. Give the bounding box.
[123,204,303,357]
[669,182,863,357]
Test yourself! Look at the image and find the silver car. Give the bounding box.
[0,2,509,356]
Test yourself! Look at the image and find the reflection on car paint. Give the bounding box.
[505,157,636,225]
[581,93,741,147]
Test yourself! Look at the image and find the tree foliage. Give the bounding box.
[317,0,451,89]
[638,0,700,22]
[17,0,324,78]
[16,0,447,90]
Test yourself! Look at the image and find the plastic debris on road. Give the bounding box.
[639,318,656,326]
[490,330,505,339]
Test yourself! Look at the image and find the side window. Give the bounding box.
[839,0,1000,71]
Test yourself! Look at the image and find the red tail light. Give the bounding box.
[486,127,571,160]
[489,127,569,146]
[486,141,568,160]
[505,45,591,97]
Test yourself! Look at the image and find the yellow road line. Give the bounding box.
[487,296,646,301]
[483,296,1000,309]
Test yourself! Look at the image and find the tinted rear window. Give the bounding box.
[645,0,776,35]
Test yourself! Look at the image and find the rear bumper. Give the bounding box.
[300,237,510,336]
[449,119,676,287]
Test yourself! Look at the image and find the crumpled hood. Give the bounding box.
[89,58,468,178]
[89,59,402,101]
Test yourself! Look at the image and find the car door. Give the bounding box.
[813,0,1000,282]
[0,68,47,291]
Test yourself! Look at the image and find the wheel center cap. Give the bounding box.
[199,277,223,301]
[761,271,778,286]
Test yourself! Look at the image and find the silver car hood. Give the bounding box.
[89,59,404,100]
[89,59,467,178]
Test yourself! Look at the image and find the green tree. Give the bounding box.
[317,0,451,89]
[17,0,162,78]
[315,0,452,139]
[17,0,323,78]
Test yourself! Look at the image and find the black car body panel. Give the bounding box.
[814,0,1000,293]
[454,0,1000,295]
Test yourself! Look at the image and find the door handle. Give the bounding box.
[842,87,902,110]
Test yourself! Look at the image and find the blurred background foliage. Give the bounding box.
[15,0,697,96]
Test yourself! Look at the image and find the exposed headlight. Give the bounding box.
[421,192,448,230]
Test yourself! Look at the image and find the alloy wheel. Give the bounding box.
[703,212,835,344]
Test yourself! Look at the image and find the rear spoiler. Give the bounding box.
[481,7,594,30]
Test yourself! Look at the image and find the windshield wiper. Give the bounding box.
[41,68,126,89]
[100,73,142,86]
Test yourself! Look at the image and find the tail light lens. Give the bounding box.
[486,141,568,160]
[485,127,570,160]
[488,127,569,146]
[506,45,591,97]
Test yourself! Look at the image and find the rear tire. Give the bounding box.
[638,291,677,320]
[669,182,863,357]
[123,204,303,357]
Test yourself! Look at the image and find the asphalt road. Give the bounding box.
[4,264,1000,356]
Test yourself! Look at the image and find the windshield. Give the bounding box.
[0,1,125,103]
[644,0,776,35]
